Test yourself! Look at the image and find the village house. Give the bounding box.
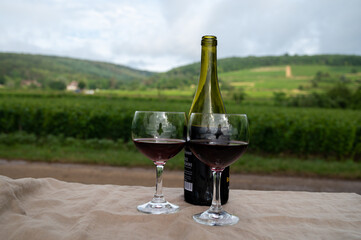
[66,81,78,91]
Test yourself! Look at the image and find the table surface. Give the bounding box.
[0,175,360,240]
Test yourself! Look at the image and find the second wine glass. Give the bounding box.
[132,111,186,214]
[188,113,249,226]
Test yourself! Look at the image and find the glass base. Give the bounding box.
[137,201,179,214]
[193,209,239,226]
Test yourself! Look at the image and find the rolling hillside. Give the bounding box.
[146,54,361,89]
[0,53,154,89]
[1,52,361,92]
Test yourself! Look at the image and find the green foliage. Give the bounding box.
[0,131,136,151]
[315,71,330,80]
[48,80,66,90]
[351,87,361,109]
[78,81,86,90]
[232,89,246,104]
[248,107,360,160]
[217,55,361,73]
[273,92,287,105]
[326,83,352,108]
[287,84,360,109]
[0,132,37,145]
[0,75,5,85]
[0,92,360,160]
[287,93,333,108]
[274,70,361,109]
[219,79,234,91]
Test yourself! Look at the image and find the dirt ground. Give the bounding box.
[1,159,360,194]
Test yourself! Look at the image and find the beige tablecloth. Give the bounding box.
[0,175,360,240]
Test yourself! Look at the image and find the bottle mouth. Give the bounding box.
[201,35,217,46]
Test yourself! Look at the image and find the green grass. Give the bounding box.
[0,135,360,179]
[291,65,361,76]
[233,154,361,179]
[219,66,310,98]
[219,65,361,102]
[98,89,194,98]
[0,144,151,167]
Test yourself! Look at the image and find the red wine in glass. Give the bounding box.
[188,140,248,170]
[133,138,186,164]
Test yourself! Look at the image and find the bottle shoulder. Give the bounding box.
[189,91,226,114]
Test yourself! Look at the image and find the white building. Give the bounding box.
[66,81,78,91]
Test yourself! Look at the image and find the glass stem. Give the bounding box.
[152,164,166,203]
[210,169,223,213]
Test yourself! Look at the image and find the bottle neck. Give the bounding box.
[200,45,218,85]
[188,43,225,115]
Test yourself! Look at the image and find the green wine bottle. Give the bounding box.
[184,35,229,205]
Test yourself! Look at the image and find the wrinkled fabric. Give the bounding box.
[0,175,360,240]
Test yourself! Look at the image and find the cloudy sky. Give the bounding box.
[0,0,360,72]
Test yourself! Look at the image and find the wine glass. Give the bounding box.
[132,111,186,214]
[188,113,249,226]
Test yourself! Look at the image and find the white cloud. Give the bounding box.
[0,0,360,71]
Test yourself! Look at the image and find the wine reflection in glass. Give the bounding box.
[132,111,186,214]
[188,113,249,226]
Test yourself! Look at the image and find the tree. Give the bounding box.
[88,82,97,90]
[219,79,235,92]
[78,81,86,90]
[0,75,5,85]
[351,86,361,109]
[273,92,287,106]
[327,83,352,108]
[232,88,246,104]
[49,80,66,90]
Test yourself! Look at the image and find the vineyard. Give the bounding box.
[1,92,360,160]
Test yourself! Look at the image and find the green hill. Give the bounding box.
[148,54,361,89]
[1,53,361,91]
[0,53,154,89]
